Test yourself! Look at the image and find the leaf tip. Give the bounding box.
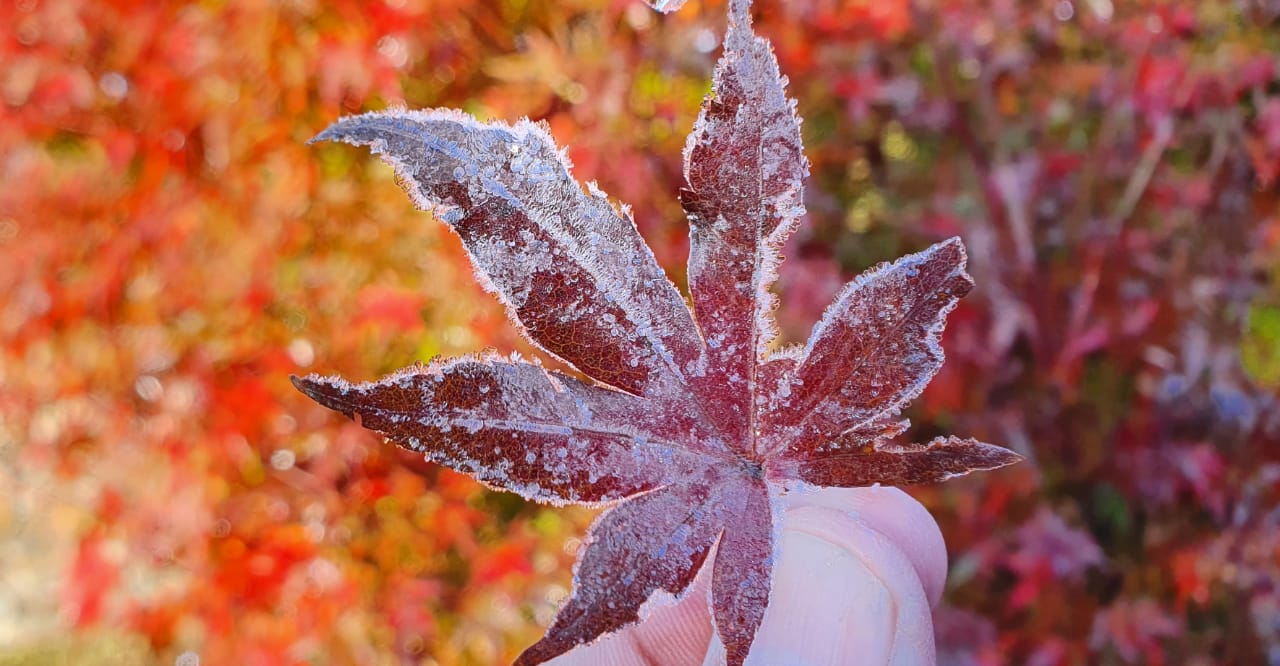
[307,123,343,146]
[291,373,356,418]
[512,637,566,666]
[985,444,1025,471]
[946,438,1024,476]
[932,235,968,264]
[931,235,974,298]
[289,373,325,399]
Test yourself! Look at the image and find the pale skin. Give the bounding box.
[551,486,946,665]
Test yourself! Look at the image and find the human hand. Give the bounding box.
[548,485,947,665]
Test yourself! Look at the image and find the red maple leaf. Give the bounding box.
[293,2,1020,663]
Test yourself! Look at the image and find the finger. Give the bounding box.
[781,485,947,607]
[738,485,942,665]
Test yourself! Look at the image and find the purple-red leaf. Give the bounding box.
[760,238,974,459]
[292,354,721,505]
[772,437,1024,488]
[297,2,1020,664]
[681,3,808,446]
[312,110,704,396]
[710,477,774,664]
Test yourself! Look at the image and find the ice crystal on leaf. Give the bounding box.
[293,1,1020,663]
[644,0,689,13]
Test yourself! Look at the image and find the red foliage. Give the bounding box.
[3,0,1279,663]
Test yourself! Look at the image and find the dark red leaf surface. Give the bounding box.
[292,354,722,505]
[760,238,973,460]
[680,0,808,446]
[295,1,1020,663]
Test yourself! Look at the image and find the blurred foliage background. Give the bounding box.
[2,0,1280,664]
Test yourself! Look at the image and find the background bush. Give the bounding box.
[2,0,1278,663]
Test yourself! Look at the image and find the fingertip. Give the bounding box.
[781,485,947,607]
[749,517,936,665]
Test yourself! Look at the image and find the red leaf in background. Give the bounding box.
[776,253,843,343]
[1135,55,1187,116]
[385,574,441,652]
[1257,96,1280,146]
[1089,598,1183,665]
[1247,98,1280,187]
[354,285,426,332]
[211,525,316,609]
[293,0,1020,662]
[973,507,1104,612]
[66,532,119,627]
[474,541,535,585]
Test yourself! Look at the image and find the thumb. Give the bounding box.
[719,485,946,665]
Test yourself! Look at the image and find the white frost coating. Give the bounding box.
[765,344,804,363]
[764,481,787,569]
[802,238,965,369]
[645,0,689,13]
[312,108,706,393]
[680,1,808,363]
[635,585,688,624]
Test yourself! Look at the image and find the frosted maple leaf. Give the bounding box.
[293,2,1020,663]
